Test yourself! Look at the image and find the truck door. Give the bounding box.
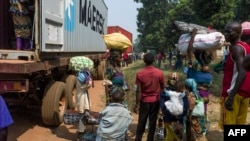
[41,0,64,52]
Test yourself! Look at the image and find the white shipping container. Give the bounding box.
[40,0,108,53]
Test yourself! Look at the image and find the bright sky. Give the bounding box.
[104,0,142,42]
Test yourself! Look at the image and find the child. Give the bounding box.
[160,80,189,141]
[96,87,133,141]
[0,95,14,141]
[166,72,179,90]
[76,67,93,135]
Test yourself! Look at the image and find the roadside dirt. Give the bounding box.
[7,80,250,141]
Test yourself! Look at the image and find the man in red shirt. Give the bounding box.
[220,22,250,128]
[134,53,166,141]
[122,51,129,67]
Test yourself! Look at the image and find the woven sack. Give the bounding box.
[69,56,94,72]
[103,33,132,51]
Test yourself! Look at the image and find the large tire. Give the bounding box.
[41,81,67,126]
[97,60,106,80]
[65,75,77,109]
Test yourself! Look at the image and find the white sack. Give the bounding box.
[177,32,225,55]
[164,90,185,116]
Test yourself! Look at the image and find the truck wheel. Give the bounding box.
[42,81,66,126]
[97,60,106,80]
[65,75,77,109]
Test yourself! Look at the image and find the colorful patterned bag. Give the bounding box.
[63,110,80,125]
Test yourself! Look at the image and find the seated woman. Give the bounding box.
[96,87,133,141]
[160,80,189,141]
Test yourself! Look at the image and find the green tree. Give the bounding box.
[135,0,192,52]
[134,0,250,53]
[234,0,250,21]
[191,0,236,31]
[135,0,168,52]
[164,0,195,48]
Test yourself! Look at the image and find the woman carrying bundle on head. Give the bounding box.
[103,48,129,105]
[76,67,93,138]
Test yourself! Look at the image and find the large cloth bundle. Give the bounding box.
[177,32,225,55]
[103,33,132,51]
[69,56,93,72]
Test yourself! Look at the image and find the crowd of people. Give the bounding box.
[1,20,250,141]
[132,20,250,141]
[156,50,185,71]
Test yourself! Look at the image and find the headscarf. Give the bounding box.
[185,78,199,99]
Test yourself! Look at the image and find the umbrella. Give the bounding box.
[102,33,132,51]
[242,21,250,35]
[173,20,214,34]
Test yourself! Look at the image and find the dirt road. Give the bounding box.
[7,80,101,141]
[7,80,139,141]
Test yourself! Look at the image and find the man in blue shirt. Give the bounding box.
[0,95,13,141]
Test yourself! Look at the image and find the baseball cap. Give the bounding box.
[242,21,250,35]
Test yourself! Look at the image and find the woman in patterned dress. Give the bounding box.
[9,0,33,50]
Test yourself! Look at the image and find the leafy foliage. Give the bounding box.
[134,0,250,53]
